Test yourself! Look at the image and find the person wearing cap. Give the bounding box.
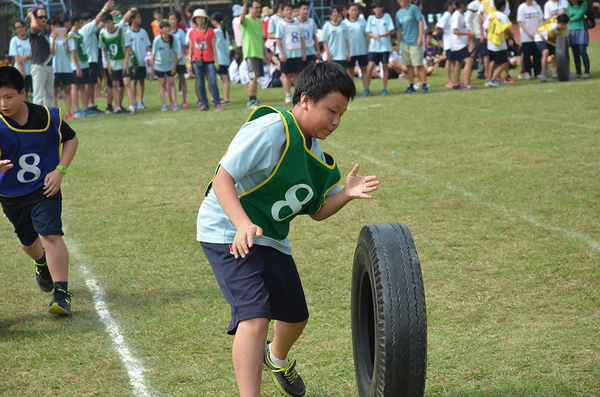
[232,4,244,48]
[187,9,222,111]
[27,6,54,106]
[240,0,267,109]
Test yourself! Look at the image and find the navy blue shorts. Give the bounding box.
[217,64,229,75]
[108,68,132,82]
[3,198,63,247]
[351,54,368,67]
[480,44,489,56]
[72,67,91,85]
[155,70,174,78]
[88,62,101,82]
[132,66,147,81]
[54,72,74,87]
[489,49,508,65]
[280,57,303,74]
[536,41,554,55]
[332,59,349,68]
[303,54,317,67]
[176,64,186,75]
[201,242,309,335]
[368,51,390,64]
[450,47,471,62]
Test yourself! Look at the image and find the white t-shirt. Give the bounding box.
[483,10,510,51]
[544,0,568,20]
[436,11,453,51]
[534,22,564,42]
[196,113,341,255]
[517,2,543,42]
[466,0,482,38]
[450,10,469,51]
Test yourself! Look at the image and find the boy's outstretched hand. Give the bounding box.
[0,160,13,173]
[232,223,263,259]
[345,163,379,200]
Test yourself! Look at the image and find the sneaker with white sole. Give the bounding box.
[263,341,306,397]
[285,93,293,104]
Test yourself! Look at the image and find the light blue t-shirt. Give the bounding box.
[213,28,230,66]
[68,32,89,71]
[50,36,70,74]
[171,28,187,65]
[321,21,349,61]
[343,18,368,56]
[276,19,304,59]
[127,27,152,66]
[395,4,424,47]
[296,17,318,56]
[268,14,284,55]
[9,36,32,75]
[152,34,181,72]
[365,13,394,52]
[196,113,342,255]
[80,20,99,63]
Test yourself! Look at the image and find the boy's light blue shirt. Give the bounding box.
[343,18,368,56]
[322,21,349,61]
[276,19,304,59]
[296,17,318,56]
[152,35,181,72]
[171,28,187,65]
[214,28,231,66]
[395,4,424,46]
[9,36,32,75]
[268,14,284,55]
[68,32,89,71]
[365,13,394,52]
[50,36,70,73]
[197,113,342,255]
[80,20,99,63]
[127,27,152,66]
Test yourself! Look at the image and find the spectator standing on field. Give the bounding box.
[482,0,512,87]
[436,0,457,88]
[275,2,306,104]
[566,0,590,79]
[68,14,98,118]
[544,0,568,22]
[396,0,429,94]
[466,0,485,79]
[151,9,163,39]
[517,0,543,80]
[9,20,33,98]
[211,12,232,105]
[240,0,267,109]
[49,16,73,119]
[267,1,286,55]
[27,6,54,107]
[168,11,189,109]
[232,4,244,48]
[127,9,152,109]
[364,1,394,96]
[343,2,369,94]
[297,1,320,67]
[449,0,476,90]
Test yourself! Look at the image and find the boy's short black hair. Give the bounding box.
[299,0,310,7]
[371,1,384,9]
[282,2,293,10]
[556,14,569,24]
[455,0,467,7]
[494,0,506,10]
[81,12,92,21]
[330,5,344,14]
[0,66,25,93]
[292,61,356,105]
[154,8,162,15]
[101,13,113,23]
[159,20,170,29]
[13,20,25,30]
[70,14,84,24]
[168,10,182,22]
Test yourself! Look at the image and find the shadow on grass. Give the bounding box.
[0,308,100,340]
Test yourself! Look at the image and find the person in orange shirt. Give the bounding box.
[151,9,163,38]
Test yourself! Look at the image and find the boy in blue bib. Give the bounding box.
[0,66,79,316]
[197,62,380,396]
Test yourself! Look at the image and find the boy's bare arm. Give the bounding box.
[44,136,79,197]
[0,160,14,173]
[212,167,263,259]
[310,164,379,222]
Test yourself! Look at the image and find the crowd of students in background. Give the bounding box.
[3,0,597,116]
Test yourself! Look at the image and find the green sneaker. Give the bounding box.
[34,262,53,292]
[48,288,72,316]
[263,341,306,397]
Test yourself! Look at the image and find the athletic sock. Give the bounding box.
[54,282,68,294]
[269,344,289,368]
[249,96,257,101]
[35,252,47,266]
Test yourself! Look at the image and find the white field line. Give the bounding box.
[65,235,151,397]
[328,142,600,252]
[449,104,600,131]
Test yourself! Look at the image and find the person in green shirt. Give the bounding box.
[566,0,590,78]
[240,0,268,109]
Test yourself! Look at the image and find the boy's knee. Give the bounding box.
[239,317,270,335]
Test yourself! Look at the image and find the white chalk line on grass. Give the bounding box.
[328,142,600,252]
[449,104,600,131]
[64,235,151,397]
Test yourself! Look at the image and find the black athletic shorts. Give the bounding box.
[3,197,63,246]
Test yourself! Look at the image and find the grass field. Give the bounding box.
[1,47,599,396]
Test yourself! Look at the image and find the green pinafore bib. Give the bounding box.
[205,106,342,240]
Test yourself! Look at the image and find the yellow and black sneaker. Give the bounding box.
[263,341,306,397]
[34,262,54,293]
[48,288,72,316]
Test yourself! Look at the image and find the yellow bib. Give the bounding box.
[487,12,512,46]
